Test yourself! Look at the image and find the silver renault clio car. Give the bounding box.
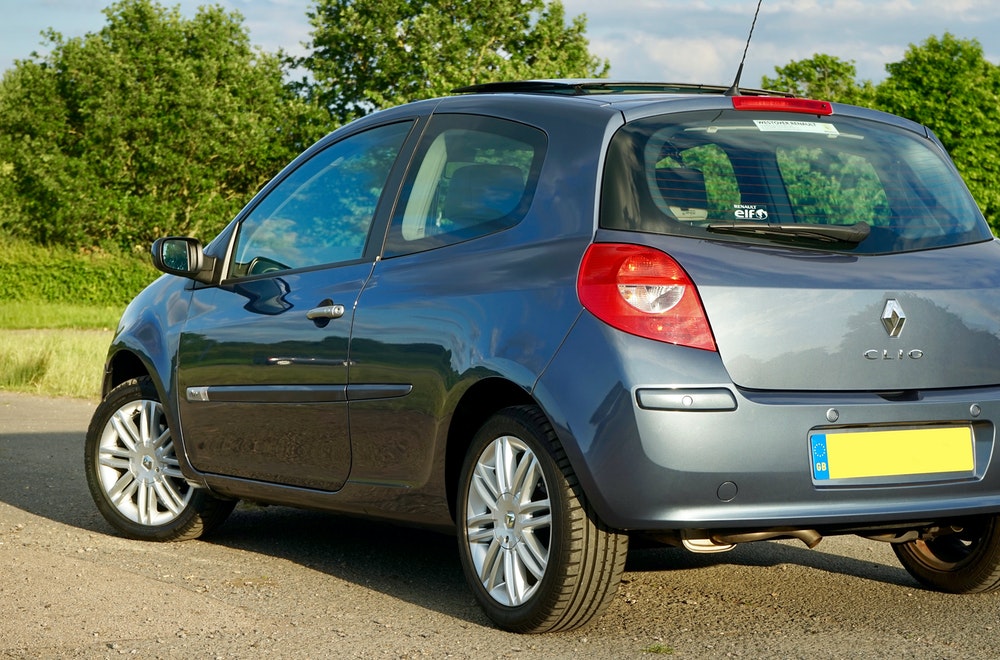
[87,81,1000,633]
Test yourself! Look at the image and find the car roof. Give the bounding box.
[443,79,930,136]
[328,79,931,156]
[451,79,793,98]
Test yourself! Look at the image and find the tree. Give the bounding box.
[297,0,609,124]
[763,38,1000,231]
[875,34,1000,230]
[0,0,328,249]
[761,54,875,106]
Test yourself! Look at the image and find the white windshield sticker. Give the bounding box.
[753,119,840,136]
[734,204,769,221]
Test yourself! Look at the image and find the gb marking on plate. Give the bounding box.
[811,434,830,480]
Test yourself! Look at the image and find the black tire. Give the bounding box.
[893,516,1000,593]
[85,377,235,541]
[456,405,628,633]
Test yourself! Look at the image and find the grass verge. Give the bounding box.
[0,235,147,400]
[0,301,123,330]
[0,329,111,399]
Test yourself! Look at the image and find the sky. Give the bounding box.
[2,0,999,91]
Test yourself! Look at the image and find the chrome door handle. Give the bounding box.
[306,304,345,320]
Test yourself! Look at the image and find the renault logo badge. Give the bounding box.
[881,299,906,338]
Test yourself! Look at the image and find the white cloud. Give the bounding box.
[223,0,313,58]
[591,32,744,86]
[2,0,999,89]
[567,0,1000,85]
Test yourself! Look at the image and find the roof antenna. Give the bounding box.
[724,0,764,97]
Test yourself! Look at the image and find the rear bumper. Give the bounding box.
[536,314,1000,532]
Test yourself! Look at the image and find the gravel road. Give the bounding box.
[2,391,999,658]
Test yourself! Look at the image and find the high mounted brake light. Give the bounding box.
[732,96,833,115]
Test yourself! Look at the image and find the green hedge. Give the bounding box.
[0,234,159,306]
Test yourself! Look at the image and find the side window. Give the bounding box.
[384,115,546,257]
[229,121,412,278]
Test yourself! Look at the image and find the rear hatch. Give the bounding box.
[599,99,1000,391]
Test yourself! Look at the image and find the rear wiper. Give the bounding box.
[706,221,870,245]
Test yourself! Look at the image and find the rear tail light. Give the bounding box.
[577,243,717,351]
[732,96,833,116]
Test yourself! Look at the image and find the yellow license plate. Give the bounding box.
[810,426,973,481]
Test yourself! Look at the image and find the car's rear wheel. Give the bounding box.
[85,377,235,541]
[893,516,1000,593]
[456,405,627,633]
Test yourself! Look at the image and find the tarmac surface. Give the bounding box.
[2,390,999,658]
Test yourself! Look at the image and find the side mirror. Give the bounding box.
[151,237,217,284]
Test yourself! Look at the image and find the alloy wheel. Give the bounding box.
[464,434,552,607]
[94,397,193,526]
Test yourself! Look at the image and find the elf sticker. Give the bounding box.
[734,204,769,220]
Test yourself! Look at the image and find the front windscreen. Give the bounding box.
[600,110,993,254]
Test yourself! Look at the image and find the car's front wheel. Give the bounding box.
[457,405,627,633]
[85,377,235,541]
[893,516,1000,593]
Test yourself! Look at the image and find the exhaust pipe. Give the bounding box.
[712,528,822,549]
[679,528,823,553]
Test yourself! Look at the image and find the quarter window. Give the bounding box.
[384,115,546,256]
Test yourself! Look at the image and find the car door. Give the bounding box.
[175,120,414,491]
[346,114,551,490]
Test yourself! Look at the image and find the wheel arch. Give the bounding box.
[444,377,536,522]
[101,345,178,438]
[103,348,153,397]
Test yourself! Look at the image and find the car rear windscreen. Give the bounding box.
[601,110,993,254]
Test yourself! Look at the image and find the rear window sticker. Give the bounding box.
[753,120,840,136]
[734,204,769,220]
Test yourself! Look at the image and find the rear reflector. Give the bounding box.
[577,244,717,351]
[732,96,833,116]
